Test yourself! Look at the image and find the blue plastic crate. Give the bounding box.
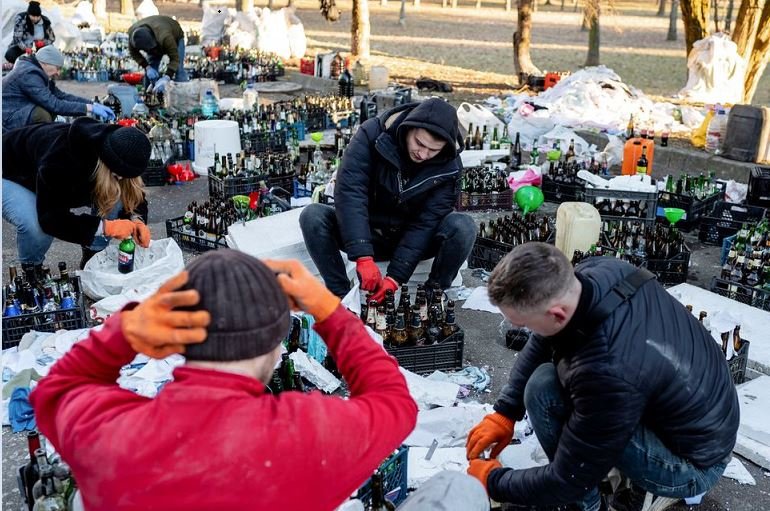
[355,446,409,508]
[293,179,313,199]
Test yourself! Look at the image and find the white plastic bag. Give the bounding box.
[287,11,307,58]
[678,33,746,105]
[78,238,185,300]
[135,0,159,19]
[456,103,504,133]
[201,5,230,46]
[539,126,591,156]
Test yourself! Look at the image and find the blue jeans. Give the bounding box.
[524,363,728,511]
[146,38,189,84]
[2,179,121,264]
[299,203,477,297]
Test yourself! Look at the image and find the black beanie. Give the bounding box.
[99,127,151,178]
[182,250,291,362]
[131,26,157,51]
[27,1,42,16]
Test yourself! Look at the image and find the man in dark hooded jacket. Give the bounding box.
[127,15,188,94]
[300,98,476,300]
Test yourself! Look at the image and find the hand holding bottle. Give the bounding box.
[153,76,170,93]
[356,256,382,291]
[466,412,515,459]
[132,220,151,248]
[369,276,398,303]
[103,219,135,240]
[264,259,340,322]
[122,271,211,358]
[91,103,115,121]
[145,66,160,81]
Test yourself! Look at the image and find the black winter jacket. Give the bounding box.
[2,118,148,246]
[489,257,739,507]
[128,16,185,79]
[334,99,464,283]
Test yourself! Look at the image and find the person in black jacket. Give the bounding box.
[466,242,739,511]
[2,118,153,275]
[128,15,188,94]
[299,99,476,301]
[4,1,55,64]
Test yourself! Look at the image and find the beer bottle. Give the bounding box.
[685,304,693,313]
[499,125,512,151]
[23,431,42,511]
[360,301,369,322]
[473,125,482,150]
[720,331,729,355]
[464,123,474,151]
[733,325,742,352]
[375,305,389,343]
[117,237,135,274]
[636,146,648,175]
[269,369,283,394]
[32,465,66,511]
[280,353,295,390]
[391,309,408,347]
[529,137,538,165]
[292,372,306,392]
[512,132,522,168]
[369,471,396,511]
[698,311,707,323]
[565,139,576,162]
[626,114,635,140]
[425,305,442,345]
[398,285,411,322]
[408,305,424,346]
[366,300,377,331]
[490,126,500,150]
[442,300,459,339]
[31,448,51,502]
[287,317,301,353]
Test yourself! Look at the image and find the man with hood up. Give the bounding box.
[300,98,476,301]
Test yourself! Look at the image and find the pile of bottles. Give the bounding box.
[181,194,245,241]
[624,114,670,147]
[719,219,770,291]
[360,283,460,348]
[3,264,79,328]
[592,197,651,219]
[684,305,745,358]
[478,212,554,246]
[61,46,139,81]
[186,48,284,83]
[572,222,688,267]
[464,123,514,153]
[21,431,78,511]
[460,165,510,194]
[209,150,295,180]
[661,172,722,200]
[286,95,355,130]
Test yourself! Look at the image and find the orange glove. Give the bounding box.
[355,256,382,292]
[103,219,135,240]
[466,412,515,460]
[121,271,211,358]
[467,458,502,492]
[369,276,399,303]
[132,220,151,248]
[264,259,341,322]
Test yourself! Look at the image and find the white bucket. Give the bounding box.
[192,120,242,175]
[369,65,389,91]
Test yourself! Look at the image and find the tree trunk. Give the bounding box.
[238,0,254,11]
[667,0,679,39]
[267,0,274,9]
[742,0,770,101]
[351,0,371,58]
[712,0,720,32]
[658,0,667,16]
[581,6,590,30]
[94,0,107,18]
[724,0,734,31]
[732,0,762,55]
[679,0,710,55]
[120,0,133,15]
[399,0,407,25]
[585,0,600,64]
[561,0,565,11]
[513,0,542,79]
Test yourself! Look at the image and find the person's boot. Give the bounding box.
[80,247,100,270]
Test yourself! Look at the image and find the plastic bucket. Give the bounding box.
[369,65,389,91]
[192,120,242,175]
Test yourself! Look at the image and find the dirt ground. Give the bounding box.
[91,0,770,105]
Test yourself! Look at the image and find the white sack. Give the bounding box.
[678,33,747,105]
[201,5,231,46]
[287,11,306,58]
[72,1,98,27]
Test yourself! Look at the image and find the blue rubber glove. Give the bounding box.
[145,66,160,81]
[153,75,171,93]
[91,103,115,121]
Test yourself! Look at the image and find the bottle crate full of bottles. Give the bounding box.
[354,446,409,508]
[698,201,767,246]
[656,174,726,230]
[469,213,555,272]
[3,265,88,349]
[456,166,514,212]
[541,175,585,204]
[207,151,295,198]
[583,188,658,225]
[709,222,770,311]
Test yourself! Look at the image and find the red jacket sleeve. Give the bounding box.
[29,314,149,458]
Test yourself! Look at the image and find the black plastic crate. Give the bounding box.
[468,236,513,272]
[354,446,409,508]
[165,216,228,253]
[142,161,168,187]
[698,202,766,246]
[267,174,295,193]
[542,178,584,203]
[208,173,265,198]
[709,277,770,312]
[385,330,464,375]
[646,248,691,285]
[656,184,726,230]
[2,277,89,349]
[305,111,328,132]
[456,189,513,212]
[748,166,770,208]
[583,188,658,224]
[242,130,288,154]
[728,340,750,385]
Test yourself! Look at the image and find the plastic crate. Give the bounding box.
[747,166,770,208]
[456,188,513,212]
[142,161,168,187]
[165,216,228,253]
[293,179,313,198]
[208,173,264,198]
[541,178,584,203]
[242,130,288,154]
[728,340,750,385]
[698,202,766,246]
[709,277,770,312]
[468,236,513,272]
[2,277,89,349]
[267,174,295,193]
[385,330,464,375]
[656,184,726,230]
[355,446,409,508]
[646,248,690,285]
[583,188,658,224]
[74,69,109,82]
[305,111,328,132]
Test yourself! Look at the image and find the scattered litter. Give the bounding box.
[407,447,468,487]
[289,350,341,394]
[401,368,460,409]
[445,286,473,302]
[405,402,493,448]
[427,366,491,392]
[461,287,501,315]
[722,457,756,485]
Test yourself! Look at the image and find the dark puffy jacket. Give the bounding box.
[489,257,739,507]
[128,15,185,78]
[2,55,89,131]
[2,118,148,246]
[334,99,464,283]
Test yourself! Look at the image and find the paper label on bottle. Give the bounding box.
[118,250,133,265]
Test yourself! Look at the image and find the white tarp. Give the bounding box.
[678,33,747,105]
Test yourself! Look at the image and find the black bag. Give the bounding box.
[722,105,764,163]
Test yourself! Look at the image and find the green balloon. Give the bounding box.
[515,185,545,215]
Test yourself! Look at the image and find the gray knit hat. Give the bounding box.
[35,46,64,68]
[182,250,291,362]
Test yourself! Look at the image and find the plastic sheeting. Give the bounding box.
[678,33,747,105]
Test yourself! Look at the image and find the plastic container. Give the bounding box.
[355,446,409,508]
[747,166,770,208]
[369,65,389,90]
[201,89,219,118]
[166,216,228,253]
[722,105,764,162]
[385,330,465,375]
[242,85,259,111]
[697,201,766,245]
[192,120,242,175]
[621,138,655,176]
[555,202,602,262]
[705,106,728,154]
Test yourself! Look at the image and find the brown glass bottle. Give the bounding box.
[408,305,425,346]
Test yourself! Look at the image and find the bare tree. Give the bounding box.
[658,0,667,16]
[352,0,371,58]
[713,0,721,31]
[238,0,255,11]
[399,0,407,26]
[732,0,770,101]
[724,0,735,30]
[679,0,710,55]
[667,0,679,39]
[585,0,600,64]
[513,0,542,79]
[120,0,133,15]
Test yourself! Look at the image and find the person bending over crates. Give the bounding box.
[465,242,739,511]
[300,97,476,302]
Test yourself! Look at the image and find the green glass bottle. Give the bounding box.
[117,237,135,274]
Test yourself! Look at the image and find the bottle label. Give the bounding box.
[636,165,647,175]
[118,250,134,265]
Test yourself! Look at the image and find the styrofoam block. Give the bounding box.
[733,376,770,470]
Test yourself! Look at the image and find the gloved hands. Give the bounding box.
[153,75,171,93]
[356,256,382,292]
[467,458,502,493]
[264,259,341,322]
[122,271,211,358]
[145,66,160,81]
[103,219,136,240]
[369,276,399,303]
[466,412,516,460]
[92,103,116,121]
[132,220,151,248]
[34,40,46,49]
